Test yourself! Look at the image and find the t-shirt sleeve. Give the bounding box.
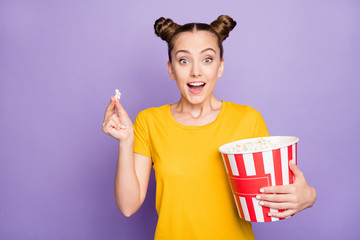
[133,110,152,158]
[251,107,270,138]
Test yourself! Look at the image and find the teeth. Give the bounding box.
[188,82,205,86]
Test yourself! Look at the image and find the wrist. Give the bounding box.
[118,137,134,149]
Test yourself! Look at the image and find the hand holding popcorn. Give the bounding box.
[256,161,316,218]
[102,91,134,145]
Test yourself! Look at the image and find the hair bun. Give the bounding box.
[154,17,180,43]
[210,15,237,42]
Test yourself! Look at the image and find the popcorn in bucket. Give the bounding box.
[219,136,299,222]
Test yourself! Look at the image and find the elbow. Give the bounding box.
[114,191,143,217]
[122,212,133,218]
[121,209,135,218]
[115,200,138,218]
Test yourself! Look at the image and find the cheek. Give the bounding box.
[206,66,221,78]
[174,66,190,78]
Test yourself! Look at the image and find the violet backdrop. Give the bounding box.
[1,0,359,239]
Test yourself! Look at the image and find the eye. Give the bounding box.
[203,57,213,63]
[179,58,189,64]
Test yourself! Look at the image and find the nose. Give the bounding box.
[191,62,202,78]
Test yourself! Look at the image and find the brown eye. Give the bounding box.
[179,58,189,64]
[203,57,213,63]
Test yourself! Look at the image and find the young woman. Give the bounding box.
[102,15,316,240]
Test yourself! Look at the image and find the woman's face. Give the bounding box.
[167,30,224,105]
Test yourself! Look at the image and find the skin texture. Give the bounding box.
[167,31,224,126]
[102,30,316,218]
[103,96,152,217]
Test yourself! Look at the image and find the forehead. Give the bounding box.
[172,30,219,52]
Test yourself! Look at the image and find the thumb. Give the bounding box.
[289,160,304,180]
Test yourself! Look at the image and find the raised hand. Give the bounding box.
[102,96,134,144]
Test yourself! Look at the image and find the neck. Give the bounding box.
[173,95,222,119]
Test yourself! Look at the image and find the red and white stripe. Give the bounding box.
[222,143,297,222]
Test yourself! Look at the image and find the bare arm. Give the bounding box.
[103,97,152,217]
[114,149,152,217]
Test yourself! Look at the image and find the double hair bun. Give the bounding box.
[154,15,237,43]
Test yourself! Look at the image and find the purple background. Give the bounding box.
[1,0,359,239]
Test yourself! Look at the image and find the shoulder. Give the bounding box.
[135,104,170,122]
[222,101,269,137]
[224,101,263,119]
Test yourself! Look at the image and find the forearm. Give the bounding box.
[114,141,141,217]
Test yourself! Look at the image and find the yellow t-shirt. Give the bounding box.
[134,101,269,240]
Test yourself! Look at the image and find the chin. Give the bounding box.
[185,95,209,105]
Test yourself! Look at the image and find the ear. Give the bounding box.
[167,61,176,80]
[217,58,225,78]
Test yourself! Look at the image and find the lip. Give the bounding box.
[187,81,206,94]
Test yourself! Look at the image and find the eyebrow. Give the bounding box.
[175,48,216,56]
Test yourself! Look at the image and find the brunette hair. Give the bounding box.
[154,15,237,62]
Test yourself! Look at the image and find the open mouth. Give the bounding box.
[187,82,206,94]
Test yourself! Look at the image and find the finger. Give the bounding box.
[114,100,128,117]
[103,115,122,132]
[106,118,120,131]
[289,161,304,179]
[114,101,129,129]
[103,113,120,127]
[104,97,116,121]
[109,114,122,129]
[258,199,297,210]
[103,119,119,134]
[257,193,296,203]
[260,184,296,194]
[268,209,296,218]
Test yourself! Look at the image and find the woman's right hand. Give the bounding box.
[102,96,134,144]
[103,97,152,217]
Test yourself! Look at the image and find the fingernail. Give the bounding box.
[260,188,264,193]
[259,201,264,206]
[120,125,126,129]
[268,213,272,217]
[256,195,261,200]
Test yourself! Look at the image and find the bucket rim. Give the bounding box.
[219,136,299,154]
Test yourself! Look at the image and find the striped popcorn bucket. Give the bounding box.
[219,136,299,222]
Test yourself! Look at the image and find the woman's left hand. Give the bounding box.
[256,161,317,218]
